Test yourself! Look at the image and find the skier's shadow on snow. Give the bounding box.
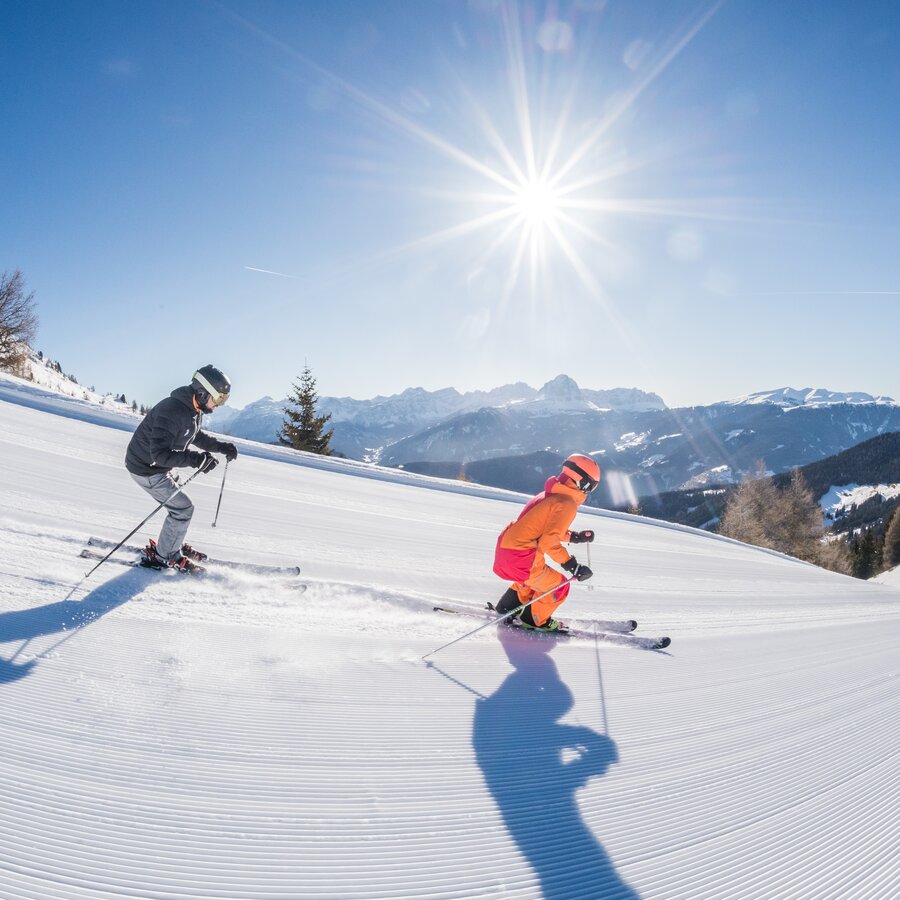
[473,627,639,900]
[0,569,147,684]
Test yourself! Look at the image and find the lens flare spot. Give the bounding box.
[605,470,639,509]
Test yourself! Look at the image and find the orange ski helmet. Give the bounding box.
[561,453,601,493]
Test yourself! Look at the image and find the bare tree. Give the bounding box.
[816,535,852,575]
[720,461,778,547]
[0,270,38,373]
[778,472,823,560]
[721,463,850,574]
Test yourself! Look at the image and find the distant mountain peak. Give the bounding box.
[538,374,582,399]
[722,387,897,409]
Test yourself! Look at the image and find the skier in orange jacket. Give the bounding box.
[492,453,599,631]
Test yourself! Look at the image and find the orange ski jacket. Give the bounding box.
[493,476,588,582]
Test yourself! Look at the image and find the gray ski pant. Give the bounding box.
[129,471,194,562]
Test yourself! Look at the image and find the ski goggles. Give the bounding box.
[563,460,600,493]
[193,370,230,407]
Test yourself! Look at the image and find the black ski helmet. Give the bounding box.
[191,364,232,407]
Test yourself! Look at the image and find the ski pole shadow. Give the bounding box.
[0,568,148,684]
[473,626,639,899]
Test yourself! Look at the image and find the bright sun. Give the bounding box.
[513,179,560,230]
[256,1,721,313]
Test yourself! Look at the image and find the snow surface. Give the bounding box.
[874,565,900,587]
[1,379,899,899]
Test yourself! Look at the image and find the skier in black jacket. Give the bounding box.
[125,364,238,574]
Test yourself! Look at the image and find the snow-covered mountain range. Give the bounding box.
[11,348,900,503]
[208,375,666,459]
[206,378,900,499]
[721,387,896,408]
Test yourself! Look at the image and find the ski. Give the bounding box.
[86,537,301,577]
[433,605,670,650]
[434,604,637,634]
[80,548,306,588]
[81,548,178,573]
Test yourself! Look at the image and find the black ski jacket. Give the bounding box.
[125,385,228,476]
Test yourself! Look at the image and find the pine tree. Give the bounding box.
[278,364,334,455]
[852,530,878,579]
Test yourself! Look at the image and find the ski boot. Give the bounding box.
[181,543,208,562]
[143,540,205,575]
[167,555,205,575]
[518,606,567,633]
[140,542,168,570]
[149,537,207,563]
[489,587,523,625]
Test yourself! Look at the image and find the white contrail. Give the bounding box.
[758,290,900,295]
[244,266,295,278]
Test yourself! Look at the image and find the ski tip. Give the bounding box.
[655,637,672,649]
[628,619,638,632]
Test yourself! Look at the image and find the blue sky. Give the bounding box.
[3,0,899,410]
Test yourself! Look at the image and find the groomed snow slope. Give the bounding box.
[1,382,898,899]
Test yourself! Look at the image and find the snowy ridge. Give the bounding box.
[721,386,897,408]
[11,349,139,410]
[0,363,141,433]
[820,482,900,522]
[1,379,899,898]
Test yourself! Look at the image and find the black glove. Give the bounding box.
[195,451,218,474]
[222,443,238,462]
[562,556,593,582]
[568,529,595,544]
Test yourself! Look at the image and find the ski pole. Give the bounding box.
[586,541,594,592]
[595,626,609,734]
[211,460,229,527]
[422,577,575,660]
[80,467,205,582]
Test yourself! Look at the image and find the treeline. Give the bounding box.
[720,464,900,579]
[771,431,900,501]
[638,484,732,530]
[846,505,900,579]
[828,493,900,536]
